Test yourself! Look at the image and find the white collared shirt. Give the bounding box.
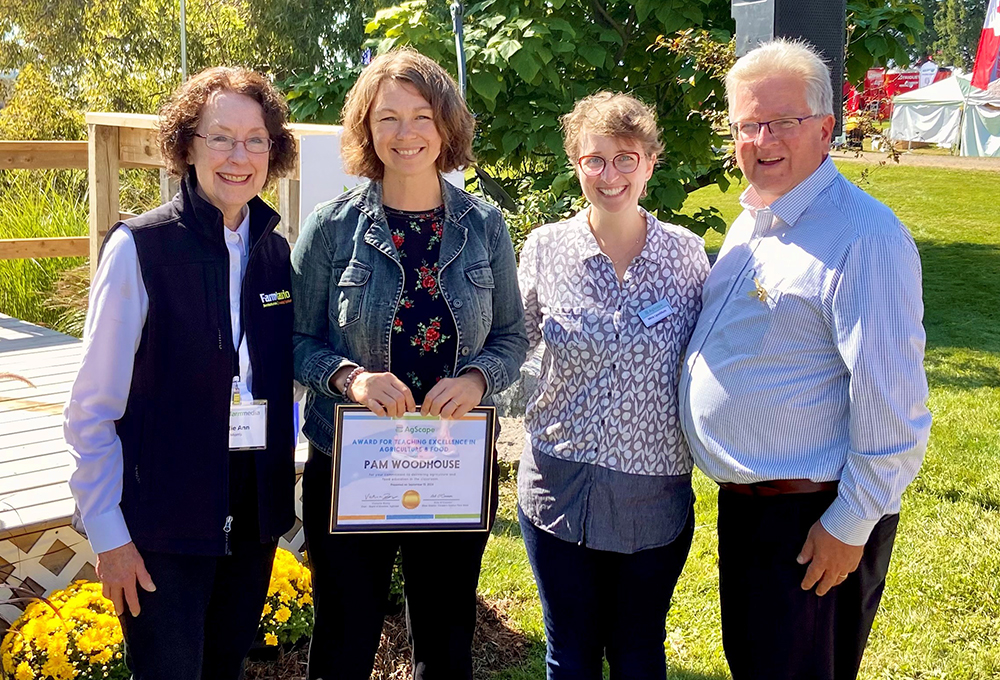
[64,208,252,553]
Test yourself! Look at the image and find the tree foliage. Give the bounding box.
[0,63,84,140]
[845,0,926,83]
[287,0,736,234]
[0,0,391,127]
[933,0,988,69]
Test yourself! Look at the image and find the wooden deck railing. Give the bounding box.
[0,114,337,274]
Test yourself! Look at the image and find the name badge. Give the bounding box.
[230,401,268,450]
[638,299,675,327]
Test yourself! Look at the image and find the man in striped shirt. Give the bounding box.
[680,39,932,680]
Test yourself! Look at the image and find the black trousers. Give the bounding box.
[717,488,899,680]
[301,447,495,680]
[121,457,277,680]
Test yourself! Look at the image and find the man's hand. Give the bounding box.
[797,521,864,596]
[348,371,417,417]
[96,542,156,616]
[421,372,487,419]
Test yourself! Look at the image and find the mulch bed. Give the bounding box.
[245,595,529,680]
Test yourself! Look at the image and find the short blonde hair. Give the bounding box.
[725,39,833,117]
[340,48,476,179]
[561,92,664,162]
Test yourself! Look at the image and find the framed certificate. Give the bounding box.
[330,404,496,533]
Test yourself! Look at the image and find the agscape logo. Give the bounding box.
[259,290,291,308]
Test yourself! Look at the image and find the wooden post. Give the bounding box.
[159,168,180,204]
[278,178,301,245]
[88,125,120,277]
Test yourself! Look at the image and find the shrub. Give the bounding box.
[0,580,127,680]
[260,548,314,646]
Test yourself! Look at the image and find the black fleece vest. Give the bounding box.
[105,173,295,556]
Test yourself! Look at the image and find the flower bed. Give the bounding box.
[0,548,314,679]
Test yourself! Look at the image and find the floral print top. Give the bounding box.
[385,205,457,403]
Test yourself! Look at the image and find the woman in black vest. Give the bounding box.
[64,67,297,680]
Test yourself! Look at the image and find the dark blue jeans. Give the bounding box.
[519,506,694,680]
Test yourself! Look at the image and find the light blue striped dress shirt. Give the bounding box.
[679,156,932,546]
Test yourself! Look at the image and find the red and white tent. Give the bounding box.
[972,0,1000,90]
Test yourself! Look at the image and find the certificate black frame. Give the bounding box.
[329,404,496,534]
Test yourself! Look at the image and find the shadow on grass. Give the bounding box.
[924,350,1000,390]
[666,670,731,680]
[919,240,1000,355]
[914,484,1000,513]
[491,514,522,540]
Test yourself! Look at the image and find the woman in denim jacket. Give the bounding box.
[290,48,527,680]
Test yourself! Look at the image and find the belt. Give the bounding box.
[718,479,839,497]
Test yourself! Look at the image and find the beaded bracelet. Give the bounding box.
[341,366,366,402]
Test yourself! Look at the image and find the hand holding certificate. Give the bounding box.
[330,405,496,533]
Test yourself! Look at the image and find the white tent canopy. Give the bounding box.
[889,74,1000,156]
[961,80,1000,157]
[889,75,971,148]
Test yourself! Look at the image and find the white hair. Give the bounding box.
[725,39,834,117]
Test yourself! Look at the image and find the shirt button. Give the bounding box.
[453,299,463,309]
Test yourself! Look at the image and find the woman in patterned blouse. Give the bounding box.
[289,48,527,679]
[517,92,711,679]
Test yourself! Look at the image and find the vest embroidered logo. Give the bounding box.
[259,290,292,308]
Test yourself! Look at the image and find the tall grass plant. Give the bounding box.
[0,170,87,331]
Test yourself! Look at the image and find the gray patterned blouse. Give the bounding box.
[517,207,710,552]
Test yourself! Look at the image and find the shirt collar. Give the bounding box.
[573,206,664,264]
[739,155,839,230]
[224,205,251,255]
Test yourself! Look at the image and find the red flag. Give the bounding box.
[972,0,1000,90]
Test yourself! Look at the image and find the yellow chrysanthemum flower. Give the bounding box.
[261,603,272,616]
[264,632,279,646]
[90,647,113,665]
[274,607,291,623]
[15,660,33,680]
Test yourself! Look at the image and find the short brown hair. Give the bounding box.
[562,92,664,162]
[157,66,296,184]
[340,48,475,179]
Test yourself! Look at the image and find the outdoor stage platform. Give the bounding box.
[0,313,308,625]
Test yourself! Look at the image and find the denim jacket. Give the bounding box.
[290,177,528,454]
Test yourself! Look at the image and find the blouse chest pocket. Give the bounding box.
[542,306,601,352]
[464,265,494,329]
[334,263,371,327]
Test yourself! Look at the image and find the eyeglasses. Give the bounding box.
[729,115,822,141]
[194,133,273,154]
[577,152,641,177]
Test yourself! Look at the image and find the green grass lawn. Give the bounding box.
[480,162,1000,679]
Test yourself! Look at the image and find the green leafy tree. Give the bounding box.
[0,0,392,124]
[911,0,940,60]
[933,0,988,69]
[288,0,736,234]
[0,63,84,139]
[845,0,926,83]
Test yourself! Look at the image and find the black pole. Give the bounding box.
[451,1,467,99]
[450,0,517,210]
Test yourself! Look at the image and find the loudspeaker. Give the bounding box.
[732,0,847,135]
